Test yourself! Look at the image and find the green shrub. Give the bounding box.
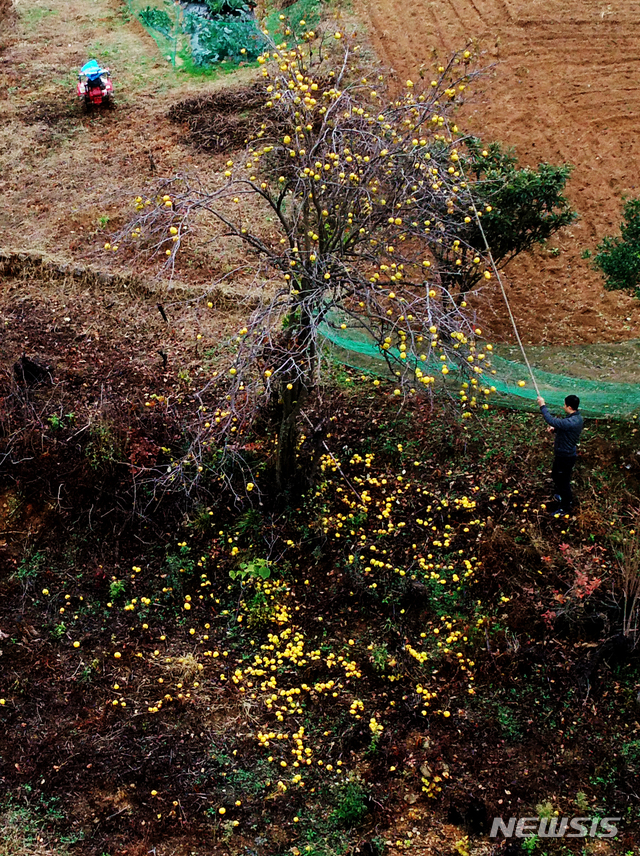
[109,579,126,600]
[621,739,640,771]
[16,551,46,581]
[264,0,320,38]
[330,782,370,828]
[229,557,271,581]
[592,197,640,297]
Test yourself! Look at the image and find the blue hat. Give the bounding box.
[81,60,104,79]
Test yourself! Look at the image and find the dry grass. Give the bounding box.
[167,82,268,152]
[0,810,68,856]
[0,0,14,23]
[0,1,14,37]
[166,652,202,682]
[0,1,322,326]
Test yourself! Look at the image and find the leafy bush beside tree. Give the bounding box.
[591,197,640,298]
[438,138,577,301]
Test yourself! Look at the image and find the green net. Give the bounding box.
[319,320,640,419]
[126,0,184,66]
[128,0,319,68]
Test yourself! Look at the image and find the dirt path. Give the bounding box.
[354,0,640,345]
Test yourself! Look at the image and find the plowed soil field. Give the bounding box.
[356,0,640,344]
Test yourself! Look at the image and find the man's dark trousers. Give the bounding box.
[552,454,576,510]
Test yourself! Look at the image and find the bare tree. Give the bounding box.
[116,35,500,494]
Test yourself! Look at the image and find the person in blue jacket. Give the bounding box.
[536,394,584,514]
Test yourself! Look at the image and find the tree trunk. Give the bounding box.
[275,378,307,494]
[275,279,315,494]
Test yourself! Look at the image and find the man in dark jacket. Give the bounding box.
[536,394,584,514]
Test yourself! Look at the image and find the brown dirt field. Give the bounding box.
[355,0,640,345]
